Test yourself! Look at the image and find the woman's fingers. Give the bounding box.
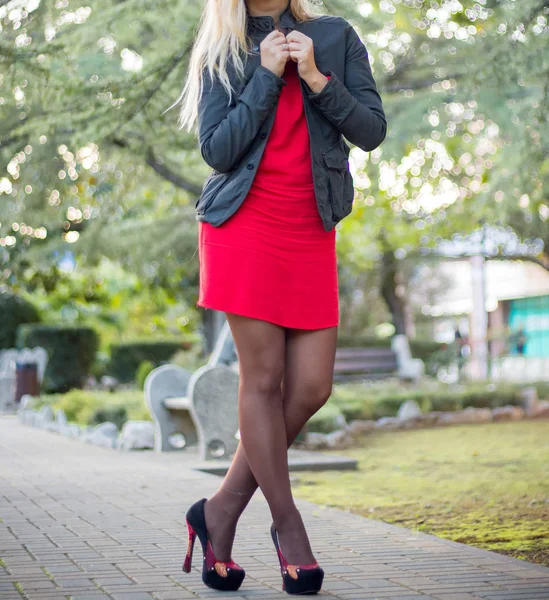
[260,30,290,77]
[265,29,286,40]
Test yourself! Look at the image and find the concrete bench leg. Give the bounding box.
[188,365,240,461]
[144,364,197,452]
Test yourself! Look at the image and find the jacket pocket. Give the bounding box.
[323,139,350,168]
[322,140,354,220]
[196,170,230,213]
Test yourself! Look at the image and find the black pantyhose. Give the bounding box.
[203,313,337,566]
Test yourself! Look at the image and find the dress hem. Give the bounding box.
[196,301,338,331]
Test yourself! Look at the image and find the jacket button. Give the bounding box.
[260,132,267,139]
[247,163,254,170]
[252,44,259,52]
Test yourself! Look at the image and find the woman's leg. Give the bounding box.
[204,316,337,564]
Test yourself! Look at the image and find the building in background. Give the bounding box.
[415,259,549,381]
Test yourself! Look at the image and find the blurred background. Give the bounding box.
[1,0,549,567]
[2,0,549,388]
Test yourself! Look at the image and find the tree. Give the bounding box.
[1,0,548,340]
[336,0,549,335]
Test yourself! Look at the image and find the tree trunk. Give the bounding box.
[380,249,408,336]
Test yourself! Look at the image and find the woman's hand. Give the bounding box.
[260,30,291,78]
[286,31,328,93]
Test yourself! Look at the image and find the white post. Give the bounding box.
[469,254,488,379]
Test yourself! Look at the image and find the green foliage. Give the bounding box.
[89,405,128,430]
[108,339,190,383]
[37,389,150,426]
[308,379,549,432]
[16,324,99,393]
[136,360,155,390]
[308,403,345,434]
[336,333,394,348]
[13,258,199,356]
[2,0,549,346]
[170,346,208,372]
[0,290,41,349]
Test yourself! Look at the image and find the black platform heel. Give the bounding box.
[182,498,245,591]
[270,523,324,595]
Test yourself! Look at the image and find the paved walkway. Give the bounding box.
[1,416,548,600]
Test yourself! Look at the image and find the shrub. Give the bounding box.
[16,324,99,393]
[38,389,149,426]
[0,290,40,349]
[108,339,191,383]
[89,405,128,430]
[309,402,345,433]
[136,360,155,390]
[171,346,207,372]
[323,379,547,428]
[336,333,390,348]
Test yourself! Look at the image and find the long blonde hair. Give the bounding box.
[168,0,322,133]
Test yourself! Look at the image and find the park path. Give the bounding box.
[1,416,548,600]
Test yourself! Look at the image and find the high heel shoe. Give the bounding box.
[270,523,324,595]
[182,498,245,591]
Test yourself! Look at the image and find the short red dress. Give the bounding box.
[197,60,339,330]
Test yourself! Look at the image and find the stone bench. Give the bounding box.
[334,335,424,383]
[144,319,240,461]
[145,326,424,460]
[334,347,399,382]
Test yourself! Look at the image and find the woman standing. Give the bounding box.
[172,0,386,594]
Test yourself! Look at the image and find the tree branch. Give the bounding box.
[408,249,549,271]
[145,147,203,195]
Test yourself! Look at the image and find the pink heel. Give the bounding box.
[270,523,324,595]
[183,498,245,591]
[182,520,196,573]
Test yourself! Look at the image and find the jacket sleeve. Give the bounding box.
[304,20,387,152]
[197,65,286,173]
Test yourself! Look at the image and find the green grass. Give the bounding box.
[41,566,55,582]
[293,420,549,567]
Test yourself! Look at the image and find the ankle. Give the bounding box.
[207,489,250,521]
[273,505,302,531]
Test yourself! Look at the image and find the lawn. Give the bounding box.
[292,420,549,567]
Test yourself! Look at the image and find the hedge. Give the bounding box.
[108,339,191,383]
[0,290,40,349]
[16,324,99,393]
[308,380,549,433]
[36,389,149,427]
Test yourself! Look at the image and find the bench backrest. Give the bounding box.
[207,324,398,382]
[207,320,237,367]
[334,347,398,382]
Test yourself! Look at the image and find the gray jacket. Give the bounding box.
[194,3,387,232]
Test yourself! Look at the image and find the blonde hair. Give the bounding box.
[167,0,322,133]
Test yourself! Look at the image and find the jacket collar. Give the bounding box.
[245,1,297,33]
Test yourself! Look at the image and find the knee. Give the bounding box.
[294,378,334,417]
[242,361,285,399]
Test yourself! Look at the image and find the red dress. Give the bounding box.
[197,60,338,330]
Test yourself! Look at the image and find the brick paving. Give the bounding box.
[1,416,548,600]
